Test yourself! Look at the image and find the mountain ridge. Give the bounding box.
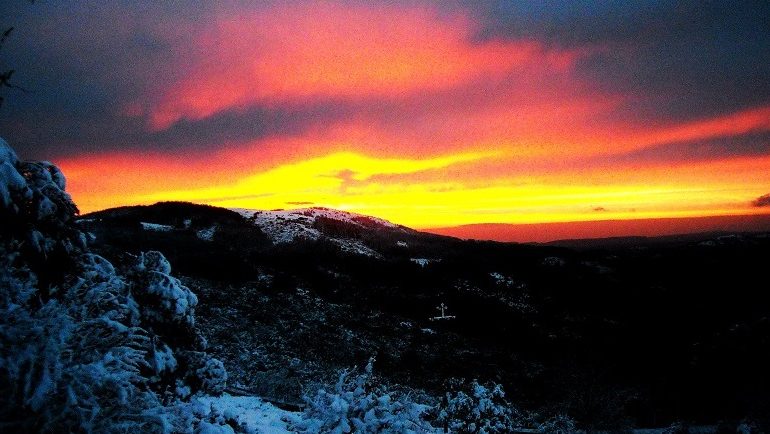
[82,201,770,249]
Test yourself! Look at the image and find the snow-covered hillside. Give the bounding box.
[232,207,411,258]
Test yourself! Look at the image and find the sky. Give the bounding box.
[1,0,770,238]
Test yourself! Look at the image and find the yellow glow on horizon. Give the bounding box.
[126,150,770,229]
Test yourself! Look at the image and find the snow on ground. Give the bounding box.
[141,222,174,232]
[231,207,404,258]
[330,238,383,259]
[233,207,400,232]
[193,395,297,434]
[247,210,322,244]
[410,258,438,267]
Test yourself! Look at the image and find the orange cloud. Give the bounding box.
[144,2,584,129]
[621,105,770,151]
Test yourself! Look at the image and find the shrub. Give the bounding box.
[0,137,228,433]
[295,358,436,433]
[436,379,525,434]
[538,414,578,434]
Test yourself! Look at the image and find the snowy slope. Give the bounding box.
[232,207,410,258]
[233,207,400,230]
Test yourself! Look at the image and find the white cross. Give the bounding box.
[437,303,447,318]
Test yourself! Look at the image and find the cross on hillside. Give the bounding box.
[437,303,447,317]
[431,302,456,321]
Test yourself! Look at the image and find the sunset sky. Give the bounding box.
[1,1,770,238]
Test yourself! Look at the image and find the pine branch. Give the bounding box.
[0,27,13,50]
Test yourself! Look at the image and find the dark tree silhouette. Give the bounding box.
[1,1,35,109]
[0,27,17,108]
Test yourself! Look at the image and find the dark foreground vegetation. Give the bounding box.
[82,201,770,430]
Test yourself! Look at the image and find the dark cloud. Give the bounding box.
[605,131,770,165]
[465,0,770,124]
[145,103,351,153]
[593,207,607,212]
[753,194,770,208]
[0,99,353,159]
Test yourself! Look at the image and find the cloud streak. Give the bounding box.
[754,194,770,208]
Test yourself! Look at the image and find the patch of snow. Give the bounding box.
[396,241,408,248]
[196,226,217,241]
[233,207,403,258]
[234,207,403,241]
[196,421,235,434]
[330,238,383,258]
[489,272,521,288]
[140,222,174,232]
[420,328,436,335]
[294,207,401,229]
[410,258,436,267]
[249,210,322,244]
[194,395,296,434]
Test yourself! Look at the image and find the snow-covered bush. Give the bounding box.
[662,421,689,434]
[0,138,229,433]
[0,138,84,263]
[294,358,436,433]
[436,379,525,434]
[131,251,199,327]
[537,414,578,434]
[177,351,229,396]
[737,419,761,434]
[0,245,163,432]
